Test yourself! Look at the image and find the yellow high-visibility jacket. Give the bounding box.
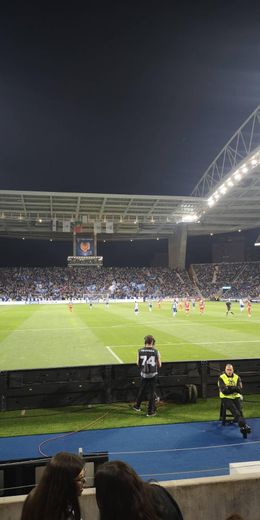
[218,373,242,399]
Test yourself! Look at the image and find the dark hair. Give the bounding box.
[144,335,155,345]
[95,460,167,520]
[21,452,84,520]
[226,516,244,520]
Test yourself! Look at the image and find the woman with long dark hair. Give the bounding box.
[21,452,85,520]
[94,460,183,520]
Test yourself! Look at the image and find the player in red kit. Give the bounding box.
[199,299,205,314]
[185,300,190,315]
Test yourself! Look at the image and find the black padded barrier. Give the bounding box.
[1,359,260,411]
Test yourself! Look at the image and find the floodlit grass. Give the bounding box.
[1,396,260,437]
[0,301,259,370]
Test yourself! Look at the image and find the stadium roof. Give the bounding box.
[0,184,259,241]
[0,107,260,242]
[0,190,206,240]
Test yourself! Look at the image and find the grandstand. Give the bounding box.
[0,106,260,373]
[1,108,260,520]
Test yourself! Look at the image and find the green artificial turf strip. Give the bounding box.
[0,302,259,370]
[0,395,259,437]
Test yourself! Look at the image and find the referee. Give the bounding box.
[133,335,161,416]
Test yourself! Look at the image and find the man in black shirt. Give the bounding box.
[226,300,234,316]
[133,335,161,416]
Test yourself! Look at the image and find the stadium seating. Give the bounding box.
[0,262,259,301]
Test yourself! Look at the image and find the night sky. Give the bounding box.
[1,1,260,266]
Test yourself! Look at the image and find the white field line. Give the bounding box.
[106,346,124,364]
[109,439,260,455]
[1,330,259,348]
[0,328,258,348]
[1,320,259,332]
[139,467,227,477]
[108,339,260,348]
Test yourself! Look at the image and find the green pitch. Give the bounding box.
[0,301,259,370]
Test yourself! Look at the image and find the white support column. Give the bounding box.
[73,232,76,256]
[168,225,187,270]
[94,234,97,256]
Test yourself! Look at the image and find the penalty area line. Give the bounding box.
[106,346,124,364]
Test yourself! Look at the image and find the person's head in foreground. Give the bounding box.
[94,459,183,520]
[226,515,244,520]
[21,451,85,520]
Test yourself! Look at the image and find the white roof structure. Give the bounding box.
[0,107,260,241]
[0,190,205,240]
[191,105,260,236]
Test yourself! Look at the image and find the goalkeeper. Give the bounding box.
[218,363,251,435]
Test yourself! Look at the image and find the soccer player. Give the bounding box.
[239,299,245,312]
[247,299,252,318]
[226,300,234,316]
[68,301,73,312]
[148,301,153,312]
[184,300,190,315]
[133,335,161,416]
[199,299,205,315]
[172,299,177,317]
[134,301,139,315]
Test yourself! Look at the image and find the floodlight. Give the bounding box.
[254,234,260,246]
[181,214,198,222]
[219,184,227,194]
[233,171,241,181]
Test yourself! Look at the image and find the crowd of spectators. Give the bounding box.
[0,262,259,302]
[0,266,197,302]
[192,262,260,299]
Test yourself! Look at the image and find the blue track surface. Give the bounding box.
[1,419,260,480]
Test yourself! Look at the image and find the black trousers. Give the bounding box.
[221,397,245,427]
[135,376,157,414]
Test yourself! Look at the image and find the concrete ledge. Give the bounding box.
[230,460,260,475]
[1,473,260,520]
